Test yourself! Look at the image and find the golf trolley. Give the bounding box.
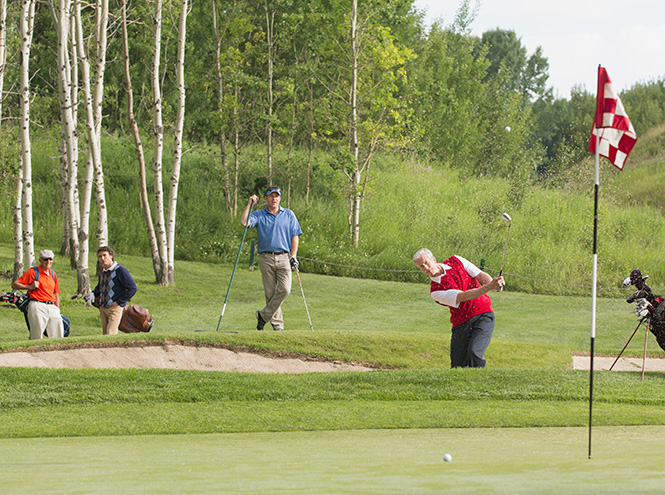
[610,269,665,377]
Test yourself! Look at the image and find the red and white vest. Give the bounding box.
[431,255,493,328]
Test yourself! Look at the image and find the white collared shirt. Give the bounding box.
[103,262,118,272]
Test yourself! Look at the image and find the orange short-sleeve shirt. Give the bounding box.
[16,267,60,303]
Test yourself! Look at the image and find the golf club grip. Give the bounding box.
[498,269,504,292]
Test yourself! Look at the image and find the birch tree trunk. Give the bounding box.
[92,0,108,246]
[121,0,160,277]
[211,0,231,212]
[2,0,19,278]
[52,0,84,286]
[13,161,24,279]
[19,0,36,269]
[350,0,361,248]
[166,0,188,285]
[0,0,7,127]
[264,2,274,180]
[72,0,102,293]
[151,0,169,285]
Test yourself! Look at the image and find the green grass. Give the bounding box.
[3,427,665,494]
[2,242,665,440]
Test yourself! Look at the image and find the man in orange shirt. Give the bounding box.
[12,249,64,340]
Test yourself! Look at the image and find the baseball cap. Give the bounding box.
[265,186,281,196]
[39,249,55,260]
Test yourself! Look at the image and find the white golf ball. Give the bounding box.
[443,453,452,462]
[505,126,511,132]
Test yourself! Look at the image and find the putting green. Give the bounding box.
[1,426,663,494]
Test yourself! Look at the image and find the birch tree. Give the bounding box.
[91,0,108,246]
[18,0,36,272]
[165,0,189,285]
[264,0,274,180]
[0,0,7,127]
[150,0,170,285]
[317,0,413,247]
[123,0,188,285]
[120,0,160,277]
[51,0,93,292]
[71,0,104,293]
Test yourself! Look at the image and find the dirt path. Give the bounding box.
[0,343,373,373]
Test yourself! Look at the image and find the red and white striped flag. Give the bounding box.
[588,66,637,170]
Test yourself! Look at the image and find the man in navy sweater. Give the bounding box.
[92,246,138,335]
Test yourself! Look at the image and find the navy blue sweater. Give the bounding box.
[92,264,137,307]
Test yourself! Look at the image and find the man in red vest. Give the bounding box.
[412,248,504,368]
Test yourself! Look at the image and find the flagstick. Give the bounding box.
[588,132,600,459]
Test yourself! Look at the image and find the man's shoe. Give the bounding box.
[256,311,266,331]
[273,327,284,332]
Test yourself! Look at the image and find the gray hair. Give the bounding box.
[412,248,434,263]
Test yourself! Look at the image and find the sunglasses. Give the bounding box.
[41,258,53,261]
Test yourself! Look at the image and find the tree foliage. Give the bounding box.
[2,0,665,266]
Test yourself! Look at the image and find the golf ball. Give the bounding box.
[505,126,511,132]
[443,453,452,462]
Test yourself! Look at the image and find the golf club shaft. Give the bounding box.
[295,268,314,331]
[216,201,255,331]
[498,222,511,292]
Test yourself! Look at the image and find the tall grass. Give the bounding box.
[2,132,665,296]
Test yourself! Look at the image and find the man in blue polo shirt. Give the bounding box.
[241,186,302,331]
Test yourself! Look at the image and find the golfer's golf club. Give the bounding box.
[498,212,512,292]
[216,199,256,331]
[295,266,314,331]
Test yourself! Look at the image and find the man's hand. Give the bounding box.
[488,275,505,292]
[84,292,94,307]
[30,280,39,290]
[289,255,299,271]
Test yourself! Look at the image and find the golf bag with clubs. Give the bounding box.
[624,269,665,352]
[0,289,71,338]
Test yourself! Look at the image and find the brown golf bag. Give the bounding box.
[119,304,154,333]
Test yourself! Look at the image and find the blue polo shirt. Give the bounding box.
[249,207,303,253]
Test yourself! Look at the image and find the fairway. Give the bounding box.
[2,426,664,494]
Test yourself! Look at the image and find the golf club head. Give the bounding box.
[501,212,512,223]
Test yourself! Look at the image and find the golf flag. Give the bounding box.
[588,66,637,170]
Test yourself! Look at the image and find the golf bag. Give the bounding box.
[0,287,70,338]
[624,269,665,352]
[118,304,154,333]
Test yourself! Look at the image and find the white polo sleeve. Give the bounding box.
[431,289,461,308]
[455,255,481,278]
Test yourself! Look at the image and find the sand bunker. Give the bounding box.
[572,354,665,372]
[0,343,373,374]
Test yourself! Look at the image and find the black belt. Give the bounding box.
[261,251,288,255]
[33,300,54,305]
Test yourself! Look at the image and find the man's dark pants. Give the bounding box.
[450,312,494,368]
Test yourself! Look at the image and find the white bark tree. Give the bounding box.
[51,0,89,291]
[120,0,160,277]
[150,0,169,285]
[349,0,360,247]
[0,0,7,128]
[123,0,188,286]
[91,0,108,246]
[71,0,102,293]
[264,1,274,180]
[18,0,36,272]
[166,0,189,285]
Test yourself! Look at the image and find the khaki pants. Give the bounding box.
[258,253,292,330]
[27,301,64,340]
[100,305,124,335]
